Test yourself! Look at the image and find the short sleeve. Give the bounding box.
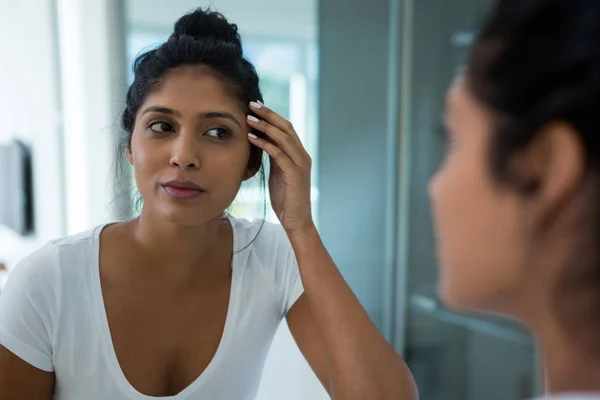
[0,245,60,372]
[250,221,304,316]
[239,218,306,317]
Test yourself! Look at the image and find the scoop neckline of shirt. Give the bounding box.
[89,215,242,400]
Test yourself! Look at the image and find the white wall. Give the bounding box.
[56,0,127,233]
[0,0,125,284]
[0,0,66,284]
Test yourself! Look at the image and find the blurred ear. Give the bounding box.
[516,122,586,227]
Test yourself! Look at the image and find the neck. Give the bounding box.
[535,318,600,394]
[128,210,230,276]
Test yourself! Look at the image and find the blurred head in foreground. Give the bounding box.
[429,0,600,391]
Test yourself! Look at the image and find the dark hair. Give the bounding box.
[117,8,267,241]
[467,0,600,188]
[467,0,600,333]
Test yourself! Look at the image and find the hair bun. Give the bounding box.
[173,8,242,50]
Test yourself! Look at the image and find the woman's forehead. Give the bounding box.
[142,69,244,115]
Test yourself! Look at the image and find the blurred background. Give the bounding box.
[0,0,543,398]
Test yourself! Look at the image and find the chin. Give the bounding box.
[438,281,467,311]
[437,260,467,310]
[439,282,522,322]
[438,278,488,314]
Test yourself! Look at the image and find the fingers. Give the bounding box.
[247,133,297,172]
[247,114,311,169]
[249,101,302,145]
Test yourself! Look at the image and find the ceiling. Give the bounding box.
[126,0,318,40]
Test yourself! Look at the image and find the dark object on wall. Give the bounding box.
[0,140,34,235]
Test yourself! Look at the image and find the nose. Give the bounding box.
[170,135,201,170]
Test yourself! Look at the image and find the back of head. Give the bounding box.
[467,0,600,177]
[466,0,600,335]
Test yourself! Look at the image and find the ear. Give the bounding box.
[243,164,260,181]
[126,145,134,166]
[244,148,263,181]
[520,122,586,227]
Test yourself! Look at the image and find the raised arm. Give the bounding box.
[246,101,418,400]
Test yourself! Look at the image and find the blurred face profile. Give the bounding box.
[428,77,531,315]
[126,67,255,226]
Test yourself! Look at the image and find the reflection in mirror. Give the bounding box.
[1,2,416,400]
[121,1,324,399]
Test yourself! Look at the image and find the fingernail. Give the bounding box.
[247,115,260,123]
[248,133,258,139]
[249,101,262,109]
[257,100,264,106]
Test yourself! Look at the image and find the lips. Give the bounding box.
[162,180,205,199]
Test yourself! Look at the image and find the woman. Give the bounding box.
[430,0,600,398]
[0,8,416,400]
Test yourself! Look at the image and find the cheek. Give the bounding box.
[128,133,171,199]
[206,142,252,183]
[430,146,525,311]
[129,132,157,170]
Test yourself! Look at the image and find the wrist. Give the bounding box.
[285,221,319,243]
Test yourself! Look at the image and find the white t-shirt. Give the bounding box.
[0,217,304,400]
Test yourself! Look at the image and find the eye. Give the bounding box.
[148,121,175,133]
[205,127,230,139]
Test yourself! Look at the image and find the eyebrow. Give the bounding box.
[141,107,242,128]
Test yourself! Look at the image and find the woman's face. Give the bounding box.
[127,67,255,226]
[429,77,532,314]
